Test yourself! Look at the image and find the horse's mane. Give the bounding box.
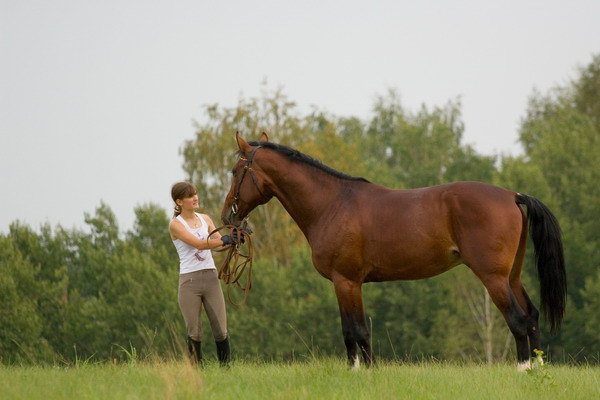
[247,141,370,183]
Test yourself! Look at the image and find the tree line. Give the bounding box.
[1,55,599,365]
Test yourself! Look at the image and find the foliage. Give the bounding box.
[1,55,599,365]
[516,55,600,361]
[0,236,53,363]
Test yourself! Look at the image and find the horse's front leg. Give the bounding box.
[332,273,374,368]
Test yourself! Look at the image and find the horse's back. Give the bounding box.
[360,181,518,229]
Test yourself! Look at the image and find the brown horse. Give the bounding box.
[221,133,566,370]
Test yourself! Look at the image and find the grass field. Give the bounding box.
[1,359,599,400]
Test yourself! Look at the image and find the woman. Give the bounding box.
[169,181,234,366]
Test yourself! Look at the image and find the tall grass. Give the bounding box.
[1,359,599,400]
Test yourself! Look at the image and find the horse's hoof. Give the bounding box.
[351,356,360,370]
[517,360,531,372]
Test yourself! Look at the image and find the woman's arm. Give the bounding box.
[203,214,229,251]
[204,214,222,240]
[169,219,227,250]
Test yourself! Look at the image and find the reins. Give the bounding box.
[209,224,254,306]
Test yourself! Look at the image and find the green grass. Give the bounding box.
[1,359,599,400]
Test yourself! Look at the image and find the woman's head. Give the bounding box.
[171,182,199,217]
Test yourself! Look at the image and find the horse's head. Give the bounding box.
[221,132,273,226]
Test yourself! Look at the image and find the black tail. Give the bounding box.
[516,193,566,334]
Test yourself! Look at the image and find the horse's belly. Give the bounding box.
[363,249,462,282]
[365,263,459,281]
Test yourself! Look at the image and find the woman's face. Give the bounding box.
[177,193,199,211]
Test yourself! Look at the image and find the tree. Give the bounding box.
[127,203,174,273]
[0,235,54,363]
[577,268,600,356]
[511,54,600,360]
[7,223,71,360]
[518,54,600,303]
[573,54,600,131]
[361,91,495,189]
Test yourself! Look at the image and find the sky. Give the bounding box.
[1,0,599,234]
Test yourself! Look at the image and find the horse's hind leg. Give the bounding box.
[332,273,373,368]
[472,269,530,369]
[511,280,541,359]
[520,286,541,357]
[509,216,542,359]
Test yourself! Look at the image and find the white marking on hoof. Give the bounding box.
[517,360,531,372]
[352,356,360,370]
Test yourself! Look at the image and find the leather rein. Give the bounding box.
[210,223,254,306]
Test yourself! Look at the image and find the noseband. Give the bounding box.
[231,145,268,215]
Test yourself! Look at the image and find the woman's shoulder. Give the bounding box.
[168,218,183,241]
[197,213,218,230]
[196,212,213,221]
[169,216,184,229]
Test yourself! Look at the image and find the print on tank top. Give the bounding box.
[193,231,210,262]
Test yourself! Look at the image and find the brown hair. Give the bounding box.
[171,182,198,217]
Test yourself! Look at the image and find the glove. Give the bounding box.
[221,235,233,246]
[231,230,245,244]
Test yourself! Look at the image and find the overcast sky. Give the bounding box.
[1,0,599,233]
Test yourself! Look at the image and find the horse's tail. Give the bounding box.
[516,193,566,334]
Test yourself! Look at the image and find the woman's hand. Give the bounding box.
[221,235,234,246]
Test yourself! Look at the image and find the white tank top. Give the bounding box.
[172,213,217,274]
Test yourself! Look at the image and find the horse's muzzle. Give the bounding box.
[221,207,241,227]
[221,210,232,225]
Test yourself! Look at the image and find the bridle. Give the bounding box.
[213,145,268,305]
[230,145,268,215]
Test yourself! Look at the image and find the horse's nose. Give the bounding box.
[221,208,232,225]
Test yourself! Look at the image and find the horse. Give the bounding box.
[221,132,566,370]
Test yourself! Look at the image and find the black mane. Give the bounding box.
[247,141,369,183]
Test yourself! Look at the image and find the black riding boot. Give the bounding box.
[216,337,230,367]
[187,336,203,366]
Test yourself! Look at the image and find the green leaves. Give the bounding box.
[0,236,46,363]
[1,54,599,364]
[515,54,600,359]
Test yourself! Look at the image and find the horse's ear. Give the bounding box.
[259,132,269,142]
[236,131,251,153]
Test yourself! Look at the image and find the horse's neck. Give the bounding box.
[265,160,346,233]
